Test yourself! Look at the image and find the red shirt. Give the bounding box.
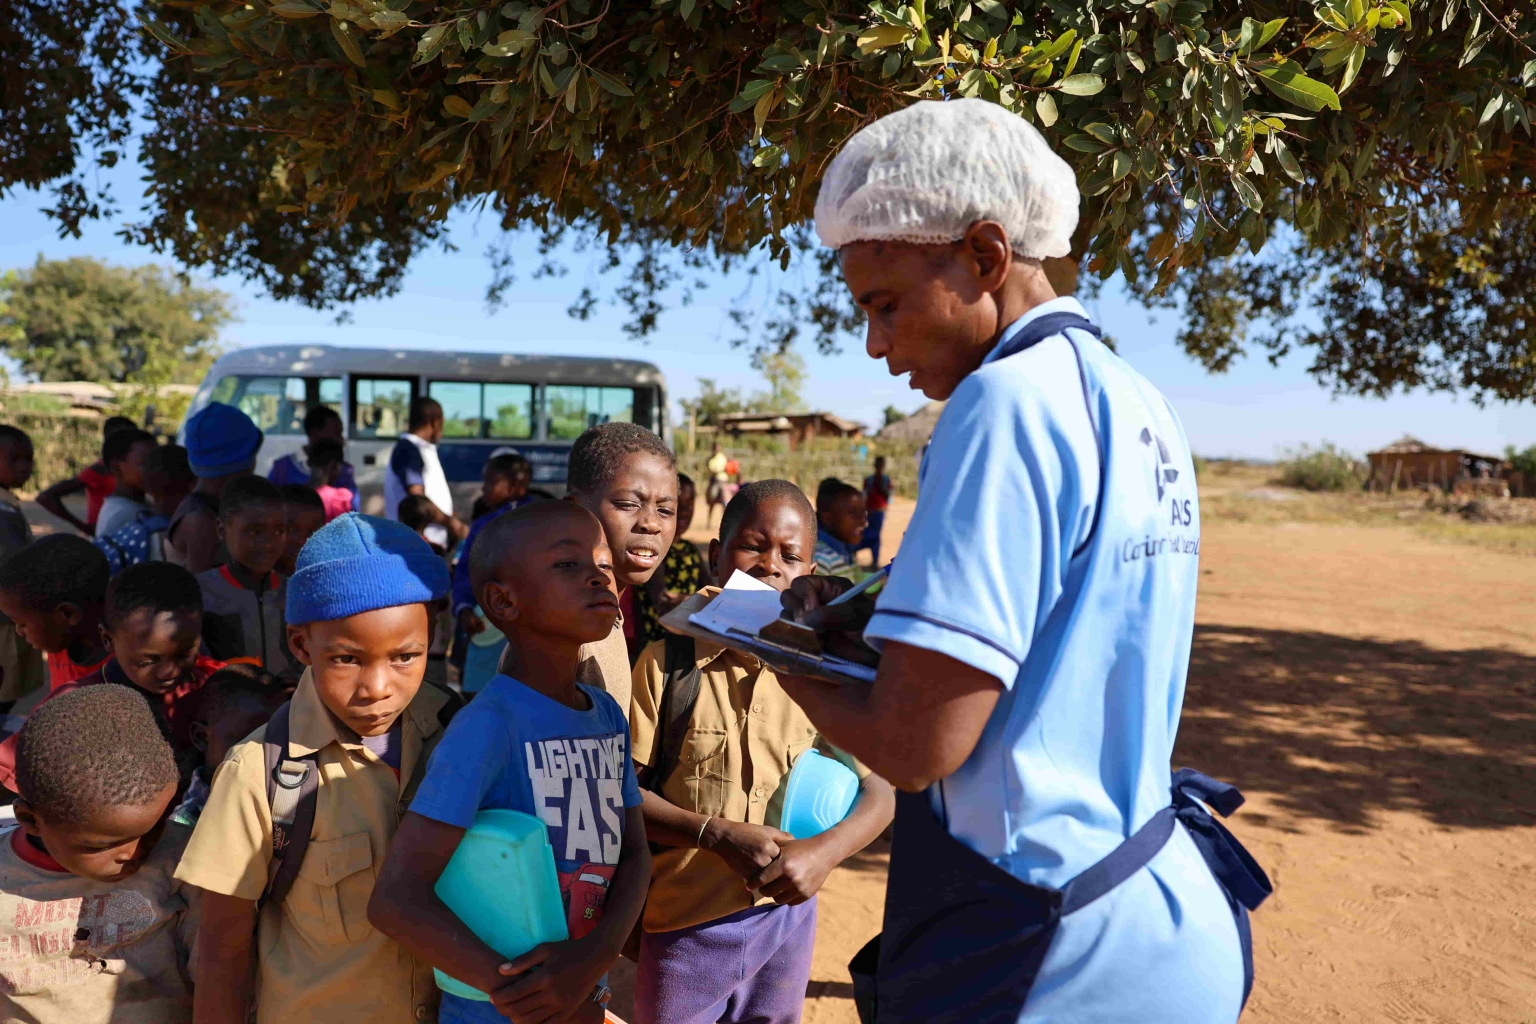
[47,651,109,691]
[78,463,116,529]
[0,655,225,792]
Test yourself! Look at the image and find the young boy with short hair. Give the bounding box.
[451,452,534,640]
[177,512,455,1024]
[95,427,160,538]
[861,455,892,563]
[813,479,870,580]
[276,484,326,577]
[196,476,290,672]
[630,480,895,1024]
[35,415,137,537]
[172,663,286,827]
[565,422,679,700]
[269,405,359,512]
[2,684,198,1022]
[0,535,110,692]
[0,560,224,792]
[0,425,44,709]
[96,444,197,575]
[306,437,355,521]
[634,471,708,647]
[370,501,649,1024]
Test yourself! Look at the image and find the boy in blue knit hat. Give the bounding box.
[176,513,454,1024]
[168,401,264,574]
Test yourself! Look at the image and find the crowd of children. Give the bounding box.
[0,408,897,1024]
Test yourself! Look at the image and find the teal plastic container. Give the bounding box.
[780,749,860,840]
[433,809,569,1001]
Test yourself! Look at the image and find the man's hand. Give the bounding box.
[781,576,880,666]
[458,608,486,635]
[489,938,604,1024]
[746,838,840,905]
[701,818,793,881]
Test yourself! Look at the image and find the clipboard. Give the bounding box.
[659,591,878,686]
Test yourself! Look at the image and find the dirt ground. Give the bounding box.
[667,493,1536,1024]
[32,489,1536,1021]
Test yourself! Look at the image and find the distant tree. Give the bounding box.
[1505,445,1536,479]
[0,257,232,385]
[882,405,909,429]
[680,378,746,428]
[749,349,807,413]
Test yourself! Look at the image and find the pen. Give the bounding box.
[825,563,891,607]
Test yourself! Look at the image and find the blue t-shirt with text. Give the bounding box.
[411,675,641,1024]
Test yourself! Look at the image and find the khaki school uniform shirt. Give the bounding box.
[578,616,632,716]
[630,620,868,934]
[174,670,449,1024]
[0,822,197,1023]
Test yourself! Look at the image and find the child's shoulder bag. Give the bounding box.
[259,680,463,908]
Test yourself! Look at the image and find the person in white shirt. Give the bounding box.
[383,397,467,550]
[94,428,159,539]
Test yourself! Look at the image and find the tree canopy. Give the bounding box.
[0,257,233,385]
[8,0,1536,401]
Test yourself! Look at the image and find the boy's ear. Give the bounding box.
[287,624,313,666]
[188,720,210,753]
[98,622,115,655]
[56,602,83,629]
[480,579,518,624]
[12,797,37,832]
[707,538,721,581]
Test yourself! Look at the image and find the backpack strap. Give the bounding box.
[639,633,703,794]
[261,701,320,910]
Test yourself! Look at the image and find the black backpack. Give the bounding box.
[636,632,705,796]
[259,682,463,908]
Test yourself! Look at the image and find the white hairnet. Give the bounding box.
[814,99,1079,259]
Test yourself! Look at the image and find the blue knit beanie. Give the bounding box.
[184,402,264,478]
[286,513,450,625]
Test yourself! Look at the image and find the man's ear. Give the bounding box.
[480,579,519,625]
[188,720,210,754]
[13,797,38,832]
[287,624,313,666]
[708,538,721,581]
[962,220,1013,293]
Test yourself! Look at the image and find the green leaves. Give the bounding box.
[330,17,366,67]
[443,95,474,119]
[857,24,913,53]
[1055,74,1105,96]
[1257,64,1342,111]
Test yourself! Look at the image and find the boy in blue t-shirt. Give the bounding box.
[370,500,649,1024]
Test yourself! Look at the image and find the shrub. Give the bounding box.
[1278,443,1365,492]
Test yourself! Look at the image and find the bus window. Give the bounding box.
[353,377,415,439]
[431,382,483,438]
[426,381,536,440]
[207,375,342,435]
[545,385,635,441]
[485,383,534,439]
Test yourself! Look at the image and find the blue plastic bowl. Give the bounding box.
[781,749,860,840]
[433,809,568,1000]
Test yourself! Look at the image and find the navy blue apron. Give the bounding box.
[848,313,1272,1023]
[850,769,1271,1023]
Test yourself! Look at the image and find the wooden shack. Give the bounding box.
[717,411,863,450]
[1366,436,1506,494]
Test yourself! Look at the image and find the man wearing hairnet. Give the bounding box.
[779,99,1270,1023]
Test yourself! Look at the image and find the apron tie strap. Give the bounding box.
[1170,768,1273,913]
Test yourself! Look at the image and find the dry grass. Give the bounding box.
[1197,461,1536,556]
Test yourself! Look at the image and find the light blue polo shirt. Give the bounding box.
[864,297,1243,1022]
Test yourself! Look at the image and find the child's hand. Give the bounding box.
[488,938,605,1024]
[458,608,486,635]
[701,819,793,881]
[746,838,839,905]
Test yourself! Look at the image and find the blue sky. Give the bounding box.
[4,168,1534,459]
